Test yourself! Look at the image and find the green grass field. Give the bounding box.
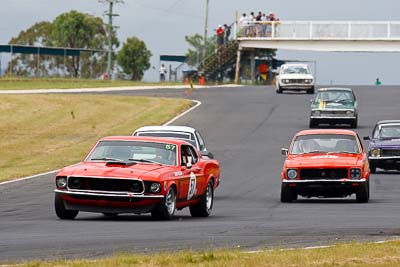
[0,94,192,182]
[12,240,400,267]
[0,77,183,90]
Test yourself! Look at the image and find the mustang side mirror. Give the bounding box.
[281,148,288,156]
[186,163,193,169]
[201,151,214,159]
[363,136,370,140]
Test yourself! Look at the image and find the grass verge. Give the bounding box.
[0,77,183,90]
[0,94,192,182]
[12,240,400,267]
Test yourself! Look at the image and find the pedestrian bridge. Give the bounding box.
[235,21,400,52]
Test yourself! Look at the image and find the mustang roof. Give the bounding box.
[317,87,353,92]
[295,129,357,136]
[100,136,190,145]
[134,125,196,134]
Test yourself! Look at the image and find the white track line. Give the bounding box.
[0,84,241,94]
[245,238,400,254]
[163,100,202,126]
[0,100,201,187]
[0,170,59,186]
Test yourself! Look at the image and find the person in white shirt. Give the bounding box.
[159,64,167,82]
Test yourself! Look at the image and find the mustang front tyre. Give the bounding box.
[54,193,79,220]
[151,187,176,220]
[190,180,214,217]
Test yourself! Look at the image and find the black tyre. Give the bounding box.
[103,213,119,217]
[276,86,283,94]
[151,187,176,220]
[54,193,79,220]
[190,181,214,217]
[309,119,317,128]
[350,119,358,128]
[369,163,376,174]
[356,180,369,203]
[280,184,297,203]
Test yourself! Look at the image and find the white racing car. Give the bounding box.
[275,63,315,94]
[133,125,214,159]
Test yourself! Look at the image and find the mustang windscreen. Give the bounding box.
[291,134,360,154]
[282,66,310,74]
[86,141,177,166]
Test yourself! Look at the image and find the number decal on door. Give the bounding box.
[187,172,197,200]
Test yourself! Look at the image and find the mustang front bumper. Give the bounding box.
[55,190,164,214]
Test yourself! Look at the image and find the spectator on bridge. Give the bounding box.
[248,12,256,37]
[268,12,280,37]
[216,25,225,47]
[224,24,231,42]
[238,13,249,37]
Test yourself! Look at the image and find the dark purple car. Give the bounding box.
[364,120,400,173]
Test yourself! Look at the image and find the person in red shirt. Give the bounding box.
[216,25,225,48]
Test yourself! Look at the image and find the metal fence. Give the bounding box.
[236,21,400,40]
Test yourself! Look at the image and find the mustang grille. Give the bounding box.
[67,176,144,193]
[381,149,400,157]
[300,168,348,180]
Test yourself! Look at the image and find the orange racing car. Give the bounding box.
[280,129,370,203]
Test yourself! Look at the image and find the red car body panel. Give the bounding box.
[55,136,220,214]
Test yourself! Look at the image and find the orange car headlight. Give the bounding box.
[286,169,298,180]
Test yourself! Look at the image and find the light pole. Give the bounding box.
[100,0,123,78]
[203,0,209,62]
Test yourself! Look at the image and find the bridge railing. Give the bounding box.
[236,21,400,40]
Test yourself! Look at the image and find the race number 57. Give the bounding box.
[187,172,196,200]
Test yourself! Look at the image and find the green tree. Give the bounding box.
[7,10,118,78]
[7,21,53,76]
[184,34,216,67]
[117,37,152,81]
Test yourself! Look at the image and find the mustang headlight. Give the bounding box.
[350,168,362,179]
[346,110,354,116]
[305,79,313,84]
[370,148,380,157]
[282,79,290,84]
[286,169,298,180]
[150,182,161,193]
[56,176,67,189]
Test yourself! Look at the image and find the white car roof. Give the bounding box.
[134,125,197,134]
[281,63,309,68]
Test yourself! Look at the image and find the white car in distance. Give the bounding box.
[133,125,214,159]
[275,63,315,94]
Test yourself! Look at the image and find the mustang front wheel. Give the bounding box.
[190,180,214,217]
[54,193,79,220]
[151,187,176,220]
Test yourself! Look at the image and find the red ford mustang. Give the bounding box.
[280,129,370,203]
[54,136,220,220]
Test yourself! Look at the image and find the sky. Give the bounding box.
[1,0,400,84]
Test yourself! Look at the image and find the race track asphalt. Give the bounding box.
[1,85,400,263]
